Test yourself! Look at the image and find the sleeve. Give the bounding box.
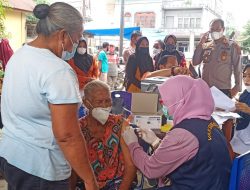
[192,44,204,66]
[232,42,242,91]
[128,128,199,179]
[92,57,99,79]
[42,68,82,104]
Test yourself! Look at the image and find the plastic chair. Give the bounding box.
[111,91,132,118]
[229,151,250,190]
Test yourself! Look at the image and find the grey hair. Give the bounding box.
[34,2,83,36]
[84,80,110,99]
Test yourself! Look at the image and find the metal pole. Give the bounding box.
[119,0,125,57]
[82,0,86,23]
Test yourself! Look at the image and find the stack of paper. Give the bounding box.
[212,111,241,126]
[210,86,236,112]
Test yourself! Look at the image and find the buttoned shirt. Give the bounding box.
[193,36,242,91]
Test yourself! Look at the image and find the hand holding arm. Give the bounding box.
[122,126,138,145]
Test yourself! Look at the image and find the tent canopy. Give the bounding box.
[84,26,140,39]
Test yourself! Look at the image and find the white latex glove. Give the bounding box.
[137,127,160,145]
[122,126,138,145]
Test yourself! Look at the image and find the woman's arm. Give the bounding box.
[128,128,199,179]
[144,67,190,79]
[50,103,98,190]
[236,102,250,115]
[69,169,78,190]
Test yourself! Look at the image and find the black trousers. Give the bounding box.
[0,157,69,190]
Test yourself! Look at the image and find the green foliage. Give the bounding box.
[241,21,250,53]
[0,0,8,38]
[225,26,235,38]
[26,0,50,24]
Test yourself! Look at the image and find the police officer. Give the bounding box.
[193,18,242,98]
[193,18,242,159]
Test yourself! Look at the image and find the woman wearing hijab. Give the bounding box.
[155,34,186,70]
[122,75,231,190]
[231,64,250,155]
[125,36,154,92]
[68,38,99,95]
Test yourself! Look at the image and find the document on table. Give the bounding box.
[212,111,241,126]
[210,86,236,112]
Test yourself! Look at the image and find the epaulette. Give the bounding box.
[223,37,230,45]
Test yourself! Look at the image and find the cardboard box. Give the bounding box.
[131,92,162,129]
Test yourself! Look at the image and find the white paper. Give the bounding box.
[212,111,241,126]
[210,86,236,112]
[133,115,162,129]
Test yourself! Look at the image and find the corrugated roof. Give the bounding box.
[7,0,35,12]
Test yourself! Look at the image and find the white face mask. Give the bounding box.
[91,107,112,125]
[245,86,250,93]
[153,48,161,55]
[77,47,87,55]
[211,31,223,41]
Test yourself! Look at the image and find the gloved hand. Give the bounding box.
[136,127,160,145]
[122,126,138,145]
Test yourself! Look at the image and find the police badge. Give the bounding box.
[220,51,227,62]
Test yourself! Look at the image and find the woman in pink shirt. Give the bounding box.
[122,75,231,190]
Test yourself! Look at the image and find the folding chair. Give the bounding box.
[229,151,250,190]
[111,91,132,118]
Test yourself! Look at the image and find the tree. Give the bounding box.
[0,0,9,38]
[26,0,50,24]
[240,21,250,53]
[26,0,50,38]
[224,12,236,39]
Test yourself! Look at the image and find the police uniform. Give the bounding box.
[193,36,242,95]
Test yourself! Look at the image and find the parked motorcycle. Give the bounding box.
[115,65,125,91]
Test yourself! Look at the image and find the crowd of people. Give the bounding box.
[0,1,250,190]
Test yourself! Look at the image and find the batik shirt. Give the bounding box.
[80,115,125,188]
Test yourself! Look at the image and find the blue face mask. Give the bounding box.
[61,33,78,61]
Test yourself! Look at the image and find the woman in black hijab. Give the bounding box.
[125,36,154,92]
[68,37,99,96]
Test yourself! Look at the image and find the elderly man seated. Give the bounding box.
[70,80,137,190]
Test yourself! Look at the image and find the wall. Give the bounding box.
[4,9,26,51]
[114,0,162,29]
